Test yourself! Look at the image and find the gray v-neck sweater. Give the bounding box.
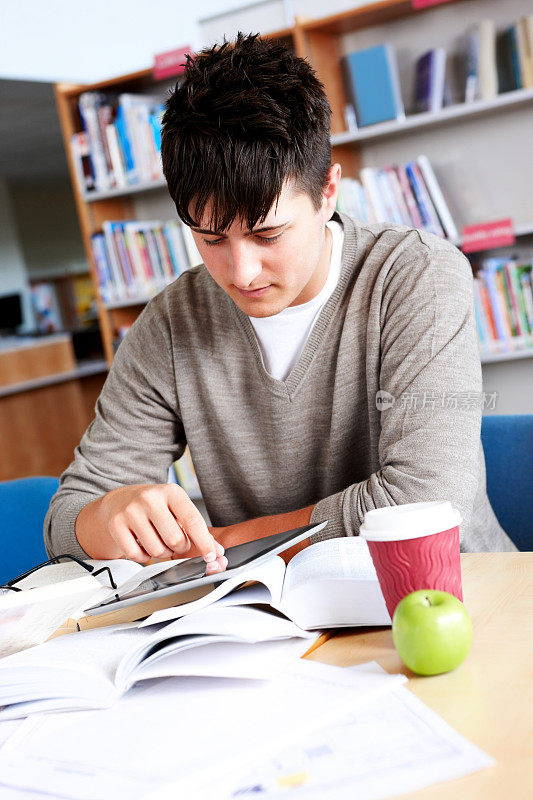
[45,213,516,557]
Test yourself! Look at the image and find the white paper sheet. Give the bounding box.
[224,667,496,800]
[0,720,25,752]
[0,660,405,800]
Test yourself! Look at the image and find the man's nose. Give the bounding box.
[229,240,262,289]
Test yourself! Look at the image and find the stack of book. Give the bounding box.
[464,16,533,102]
[473,257,533,356]
[336,154,458,241]
[71,92,166,194]
[91,219,202,305]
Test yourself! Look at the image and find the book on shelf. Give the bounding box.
[463,20,498,103]
[72,91,165,195]
[91,219,198,305]
[405,161,445,238]
[414,48,447,113]
[172,446,202,500]
[464,16,533,103]
[69,132,95,193]
[336,155,456,241]
[30,283,63,333]
[69,275,98,326]
[342,43,405,127]
[496,28,520,94]
[416,155,459,241]
[516,17,533,89]
[0,536,390,716]
[474,257,533,355]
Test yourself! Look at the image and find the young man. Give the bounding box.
[45,34,516,566]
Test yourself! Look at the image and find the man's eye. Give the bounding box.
[202,232,283,247]
[256,233,282,245]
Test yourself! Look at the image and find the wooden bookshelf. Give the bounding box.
[55,0,533,375]
[55,74,148,364]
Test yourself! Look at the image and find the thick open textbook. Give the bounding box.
[0,605,318,719]
[0,538,391,657]
[135,536,392,631]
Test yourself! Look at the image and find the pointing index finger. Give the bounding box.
[168,489,220,562]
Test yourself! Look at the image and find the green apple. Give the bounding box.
[392,590,472,676]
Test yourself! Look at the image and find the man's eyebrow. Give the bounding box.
[191,222,289,236]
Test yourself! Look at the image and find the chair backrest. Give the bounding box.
[0,476,59,584]
[481,415,533,551]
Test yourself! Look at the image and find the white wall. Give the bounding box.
[0,0,371,84]
[0,0,261,84]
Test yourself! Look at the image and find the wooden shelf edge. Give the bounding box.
[300,0,465,35]
[331,88,533,146]
[0,360,108,399]
[481,347,533,365]
[83,178,168,203]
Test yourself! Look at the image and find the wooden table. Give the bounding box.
[306,553,533,799]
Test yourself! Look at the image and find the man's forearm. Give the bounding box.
[211,504,315,564]
[75,495,124,559]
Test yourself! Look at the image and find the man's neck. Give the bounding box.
[288,223,333,307]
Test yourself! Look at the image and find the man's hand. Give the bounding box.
[76,483,227,573]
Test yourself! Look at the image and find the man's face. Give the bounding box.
[189,169,340,318]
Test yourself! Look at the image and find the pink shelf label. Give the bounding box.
[461,219,515,253]
[412,0,454,8]
[153,45,192,81]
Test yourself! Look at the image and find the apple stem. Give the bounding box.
[423,595,432,606]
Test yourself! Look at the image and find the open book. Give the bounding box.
[132,536,392,631]
[0,605,318,719]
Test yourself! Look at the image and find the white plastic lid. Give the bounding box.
[359,501,462,542]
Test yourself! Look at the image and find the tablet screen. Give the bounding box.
[111,523,321,605]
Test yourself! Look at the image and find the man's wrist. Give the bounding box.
[210,504,315,558]
[75,495,123,560]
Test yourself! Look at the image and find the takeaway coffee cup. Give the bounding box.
[359,501,462,618]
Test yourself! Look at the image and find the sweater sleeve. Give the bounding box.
[310,244,484,550]
[44,293,186,559]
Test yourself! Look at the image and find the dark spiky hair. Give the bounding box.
[160,32,332,233]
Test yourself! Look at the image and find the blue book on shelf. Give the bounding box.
[405,162,431,228]
[150,104,165,154]
[115,106,137,184]
[342,44,405,127]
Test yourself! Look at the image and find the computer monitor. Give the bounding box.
[0,293,23,334]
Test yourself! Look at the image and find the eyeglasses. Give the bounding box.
[0,554,118,596]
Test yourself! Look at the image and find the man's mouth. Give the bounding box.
[235,285,271,298]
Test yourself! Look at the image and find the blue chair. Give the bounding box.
[0,476,59,585]
[481,415,533,551]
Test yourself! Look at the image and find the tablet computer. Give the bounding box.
[85,520,327,616]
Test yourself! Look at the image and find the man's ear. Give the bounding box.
[322,163,342,220]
